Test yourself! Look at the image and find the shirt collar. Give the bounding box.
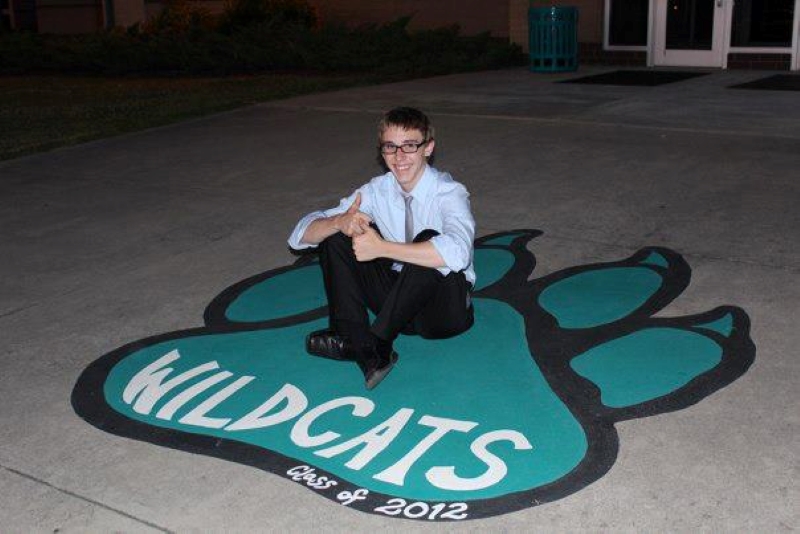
[391,164,434,204]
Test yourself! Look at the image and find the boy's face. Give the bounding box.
[380,125,435,193]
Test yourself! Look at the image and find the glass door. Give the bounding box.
[653,0,727,66]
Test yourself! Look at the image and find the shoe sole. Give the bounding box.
[365,351,398,390]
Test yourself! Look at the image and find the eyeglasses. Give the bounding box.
[379,140,429,155]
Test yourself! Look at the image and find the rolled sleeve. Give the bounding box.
[287,188,370,250]
[429,185,475,278]
[287,211,327,250]
[430,234,471,274]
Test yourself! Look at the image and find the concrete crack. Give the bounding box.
[1,463,174,533]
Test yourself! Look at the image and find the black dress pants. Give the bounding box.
[318,229,474,346]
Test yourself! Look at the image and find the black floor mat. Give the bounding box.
[560,70,709,86]
[729,74,800,91]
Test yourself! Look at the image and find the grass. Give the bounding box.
[0,72,384,161]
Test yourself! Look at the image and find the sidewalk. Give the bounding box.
[0,67,797,531]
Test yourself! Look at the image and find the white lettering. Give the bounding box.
[122,350,219,415]
[337,488,369,506]
[178,376,255,428]
[314,408,414,470]
[373,415,477,486]
[156,371,233,421]
[122,354,533,495]
[290,396,374,448]
[285,465,339,490]
[426,429,533,491]
[226,383,308,431]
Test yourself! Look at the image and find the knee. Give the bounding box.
[400,258,442,281]
[321,231,351,252]
[418,308,474,340]
[404,230,443,279]
[319,232,355,262]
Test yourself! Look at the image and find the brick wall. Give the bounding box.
[144,0,224,20]
[727,53,791,70]
[508,0,528,51]
[34,0,511,37]
[308,0,509,37]
[9,0,38,30]
[142,0,508,35]
[580,43,646,65]
[37,0,101,33]
[112,0,143,27]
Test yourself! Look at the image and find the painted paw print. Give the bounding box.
[73,230,754,521]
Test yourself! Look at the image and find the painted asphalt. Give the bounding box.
[1,66,798,531]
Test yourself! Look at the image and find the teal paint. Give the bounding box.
[106,299,587,501]
[571,328,723,408]
[641,251,670,268]
[225,264,326,322]
[695,313,734,336]
[538,267,662,328]
[481,233,525,247]
[473,248,515,291]
[74,230,754,520]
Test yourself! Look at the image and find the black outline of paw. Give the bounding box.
[72,229,755,520]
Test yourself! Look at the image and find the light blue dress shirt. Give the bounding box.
[288,165,476,286]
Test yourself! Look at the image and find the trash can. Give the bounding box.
[529,6,578,72]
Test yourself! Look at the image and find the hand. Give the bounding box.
[352,224,385,262]
[336,193,372,237]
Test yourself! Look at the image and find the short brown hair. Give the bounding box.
[378,107,435,143]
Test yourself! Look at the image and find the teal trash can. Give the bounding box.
[529,6,578,72]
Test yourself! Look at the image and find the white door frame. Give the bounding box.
[651,0,730,67]
[793,0,800,69]
[3,0,16,29]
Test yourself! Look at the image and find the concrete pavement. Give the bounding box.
[0,66,798,531]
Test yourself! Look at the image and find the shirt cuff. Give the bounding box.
[287,211,326,250]
[429,234,470,275]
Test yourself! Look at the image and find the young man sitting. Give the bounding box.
[287,107,476,389]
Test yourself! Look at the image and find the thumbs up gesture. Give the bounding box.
[352,223,384,262]
[336,193,373,237]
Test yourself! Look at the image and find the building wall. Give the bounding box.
[33,0,511,35]
[308,0,509,37]
[728,53,792,70]
[144,0,224,20]
[508,0,528,51]
[37,0,101,33]
[6,0,39,30]
[144,0,512,36]
[572,0,603,43]
[112,0,143,27]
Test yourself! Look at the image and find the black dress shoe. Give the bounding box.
[305,329,354,361]
[364,344,399,390]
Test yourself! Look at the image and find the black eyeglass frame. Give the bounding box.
[379,139,431,155]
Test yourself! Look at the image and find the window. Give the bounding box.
[731,0,794,48]
[608,0,649,46]
[1,0,12,30]
[666,0,714,50]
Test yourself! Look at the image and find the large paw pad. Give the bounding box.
[73,230,754,520]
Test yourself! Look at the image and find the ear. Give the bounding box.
[424,139,435,157]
